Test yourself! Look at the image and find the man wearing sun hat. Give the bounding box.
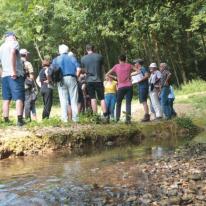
[148,62,162,120]
[0,32,25,126]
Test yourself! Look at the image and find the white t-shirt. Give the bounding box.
[0,40,24,77]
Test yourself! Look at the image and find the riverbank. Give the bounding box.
[0,118,194,160]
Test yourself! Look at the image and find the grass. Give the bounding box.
[0,78,206,128]
[175,79,206,96]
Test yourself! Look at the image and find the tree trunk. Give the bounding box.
[177,47,187,83]
[34,40,43,62]
[103,38,111,70]
[200,33,206,54]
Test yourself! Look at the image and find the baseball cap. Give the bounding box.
[5,31,16,38]
[149,63,157,68]
[133,59,144,65]
[20,49,29,55]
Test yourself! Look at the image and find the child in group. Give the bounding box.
[168,85,177,117]
[104,75,117,120]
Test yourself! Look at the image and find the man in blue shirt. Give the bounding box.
[133,59,150,122]
[53,44,81,122]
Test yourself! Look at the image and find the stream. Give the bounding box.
[0,135,191,206]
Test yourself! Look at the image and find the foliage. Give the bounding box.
[175,116,197,133]
[0,0,206,84]
[78,111,102,124]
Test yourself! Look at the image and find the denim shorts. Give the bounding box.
[2,76,25,101]
[138,87,148,103]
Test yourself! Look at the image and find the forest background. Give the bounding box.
[0,0,206,86]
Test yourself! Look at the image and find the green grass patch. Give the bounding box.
[175,79,206,96]
[175,116,197,134]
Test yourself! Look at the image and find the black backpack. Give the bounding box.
[49,64,63,84]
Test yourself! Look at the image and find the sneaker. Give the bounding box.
[152,117,162,121]
[141,114,150,122]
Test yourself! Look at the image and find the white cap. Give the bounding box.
[59,44,69,54]
[149,63,157,68]
[20,48,29,55]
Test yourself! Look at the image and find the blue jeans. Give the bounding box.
[105,93,116,118]
[160,86,171,118]
[58,76,78,122]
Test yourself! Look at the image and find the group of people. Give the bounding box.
[0,31,176,126]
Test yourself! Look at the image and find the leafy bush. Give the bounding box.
[175,116,197,132]
[79,111,102,124]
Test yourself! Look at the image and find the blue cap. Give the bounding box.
[5,31,16,38]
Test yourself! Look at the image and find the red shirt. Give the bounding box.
[111,63,132,89]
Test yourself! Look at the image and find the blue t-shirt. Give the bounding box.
[138,66,149,89]
[53,53,79,76]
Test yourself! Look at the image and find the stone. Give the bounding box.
[126,196,137,202]
[169,196,181,205]
[188,174,203,181]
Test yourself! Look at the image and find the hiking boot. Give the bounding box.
[141,114,150,122]
[17,120,26,127]
[101,115,110,124]
[125,119,131,124]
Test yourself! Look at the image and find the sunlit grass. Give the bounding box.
[175,79,206,96]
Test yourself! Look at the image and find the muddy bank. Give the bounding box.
[0,121,194,160]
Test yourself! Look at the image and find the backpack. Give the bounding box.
[49,64,63,84]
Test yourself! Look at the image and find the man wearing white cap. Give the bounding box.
[52,44,81,122]
[148,63,162,120]
[0,32,25,126]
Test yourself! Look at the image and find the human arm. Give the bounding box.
[138,70,150,83]
[164,72,172,86]
[11,48,17,79]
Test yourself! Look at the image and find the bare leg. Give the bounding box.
[3,100,10,118]
[143,101,149,114]
[91,99,97,113]
[100,99,107,114]
[16,100,24,116]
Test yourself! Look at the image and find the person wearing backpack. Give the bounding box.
[20,48,38,121]
[52,44,81,122]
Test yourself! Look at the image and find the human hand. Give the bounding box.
[11,71,17,79]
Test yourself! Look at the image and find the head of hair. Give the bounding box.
[42,59,50,67]
[86,44,94,52]
[160,62,168,69]
[118,54,127,62]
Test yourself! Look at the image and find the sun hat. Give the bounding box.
[149,63,157,68]
[133,59,144,65]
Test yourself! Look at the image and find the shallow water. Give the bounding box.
[0,135,189,205]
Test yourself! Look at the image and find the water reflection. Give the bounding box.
[0,135,188,205]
